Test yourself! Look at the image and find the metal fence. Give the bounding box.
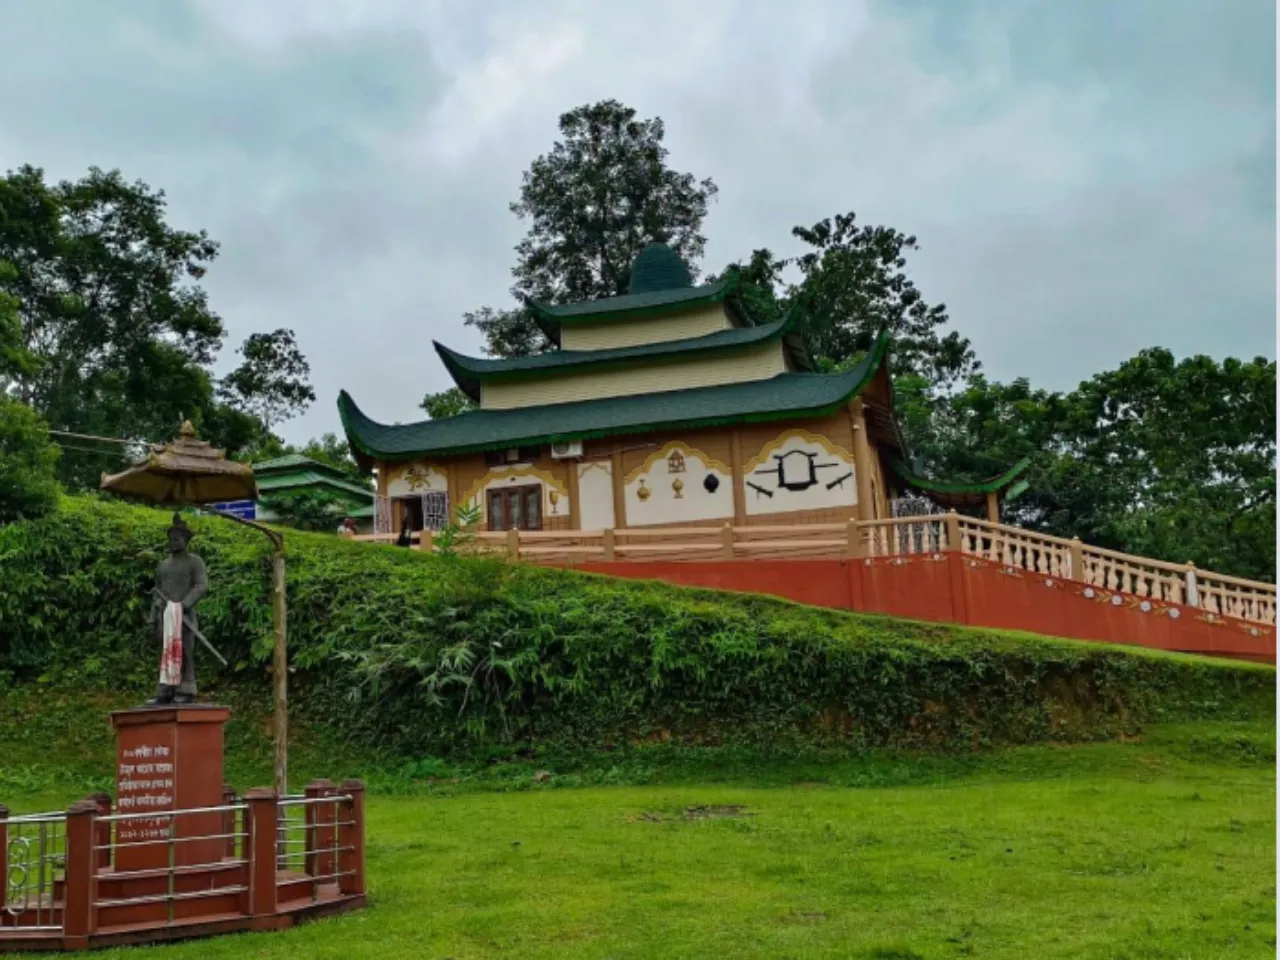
[3,811,66,931]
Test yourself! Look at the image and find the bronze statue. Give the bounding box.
[146,515,208,705]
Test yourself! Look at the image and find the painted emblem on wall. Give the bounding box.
[743,430,857,517]
[624,442,732,526]
[402,465,433,491]
[387,463,448,500]
[746,449,851,499]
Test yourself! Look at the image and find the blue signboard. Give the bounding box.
[209,500,256,521]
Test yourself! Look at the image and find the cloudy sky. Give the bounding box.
[0,0,1274,444]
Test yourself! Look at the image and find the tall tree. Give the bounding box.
[709,215,976,388]
[905,350,1276,581]
[0,261,58,523]
[789,212,976,386]
[420,387,475,421]
[0,165,310,485]
[466,100,719,358]
[217,328,315,432]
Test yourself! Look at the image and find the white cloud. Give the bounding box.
[0,0,1272,444]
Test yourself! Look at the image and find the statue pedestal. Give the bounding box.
[110,705,230,871]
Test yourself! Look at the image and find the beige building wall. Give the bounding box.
[480,342,788,410]
[559,302,733,351]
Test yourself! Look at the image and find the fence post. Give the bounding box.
[602,528,616,562]
[1069,538,1085,583]
[0,805,8,908]
[85,792,112,871]
[944,510,961,553]
[721,523,735,560]
[338,780,366,898]
[1184,562,1200,608]
[304,779,336,881]
[221,783,238,859]
[63,800,99,948]
[506,527,519,560]
[846,519,863,559]
[244,788,278,917]
[419,529,434,552]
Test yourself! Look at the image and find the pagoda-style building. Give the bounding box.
[338,243,1025,534]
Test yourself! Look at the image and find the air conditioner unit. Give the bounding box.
[550,440,584,460]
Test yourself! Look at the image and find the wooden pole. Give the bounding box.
[272,549,288,797]
[210,511,289,799]
[985,491,999,524]
[945,510,961,553]
[850,399,875,523]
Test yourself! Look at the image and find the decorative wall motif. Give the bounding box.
[624,442,732,526]
[460,464,570,525]
[386,463,447,499]
[577,461,615,531]
[742,430,857,517]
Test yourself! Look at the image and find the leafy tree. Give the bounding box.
[0,263,40,389]
[296,432,367,485]
[0,166,312,485]
[0,269,58,523]
[420,387,475,421]
[905,350,1276,581]
[0,396,59,525]
[259,488,349,533]
[466,100,719,357]
[706,248,789,327]
[217,328,315,431]
[789,213,977,385]
[708,216,975,388]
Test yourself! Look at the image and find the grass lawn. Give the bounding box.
[6,720,1271,959]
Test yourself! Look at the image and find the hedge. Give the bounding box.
[0,497,1272,755]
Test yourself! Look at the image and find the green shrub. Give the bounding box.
[0,497,1271,756]
[0,397,59,525]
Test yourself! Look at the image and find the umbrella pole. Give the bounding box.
[210,512,288,797]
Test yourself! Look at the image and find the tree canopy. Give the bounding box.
[0,165,314,488]
[904,351,1276,581]
[465,100,719,358]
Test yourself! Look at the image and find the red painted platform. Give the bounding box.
[579,552,1275,663]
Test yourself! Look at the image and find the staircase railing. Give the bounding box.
[349,513,1276,627]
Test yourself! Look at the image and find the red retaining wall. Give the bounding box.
[577,553,1276,663]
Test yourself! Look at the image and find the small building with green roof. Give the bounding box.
[338,243,1025,535]
[251,454,375,531]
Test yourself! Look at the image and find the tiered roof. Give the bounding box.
[341,334,888,463]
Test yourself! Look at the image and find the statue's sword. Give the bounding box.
[153,589,229,667]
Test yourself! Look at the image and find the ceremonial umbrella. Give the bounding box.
[102,421,292,796]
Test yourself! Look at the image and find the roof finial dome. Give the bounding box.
[627,242,693,295]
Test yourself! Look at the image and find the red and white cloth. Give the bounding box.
[158,601,184,687]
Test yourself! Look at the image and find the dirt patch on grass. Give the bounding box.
[628,804,753,823]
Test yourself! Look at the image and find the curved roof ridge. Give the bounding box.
[338,332,889,464]
[434,311,807,400]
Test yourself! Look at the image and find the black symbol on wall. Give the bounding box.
[703,474,720,494]
[751,449,842,494]
[826,471,853,491]
[746,481,773,499]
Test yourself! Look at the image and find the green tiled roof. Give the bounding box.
[527,272,741,326]
[435,313,811,401]
[888,457,1032,509]
[251,456,373,502]
[255,470,374,501]
[253,453,352,477]
[628,242,693,293]
[340,333,890,463]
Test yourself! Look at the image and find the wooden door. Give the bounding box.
[486,485,543,532]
